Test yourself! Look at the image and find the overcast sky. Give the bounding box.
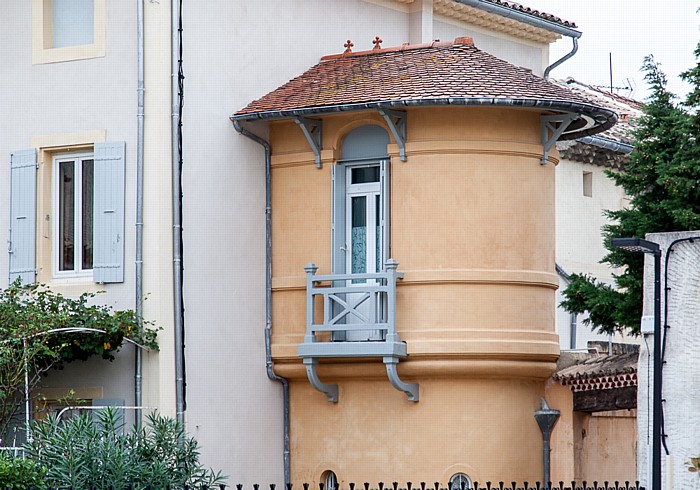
[521,1,699,102]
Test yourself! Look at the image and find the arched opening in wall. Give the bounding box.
[322,470,338,490]
[449,472,473,490]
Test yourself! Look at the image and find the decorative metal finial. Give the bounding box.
[372,36,383,50]
[343,40,354,53]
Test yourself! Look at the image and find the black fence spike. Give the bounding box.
[365,482,370,490]
[220,485,227,490]
[393,482,399,490]
[434,482,440,490]
[254,484,260,490]
[320,482,325,490]
[288,484,293,490]
[237,484,243,490]
[271,484,277,490]
[378,482,384,490]
[350,483,355,490]
[303,483,310,490]
[407,482,412,490]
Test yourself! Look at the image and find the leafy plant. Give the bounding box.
[0,450,47,489]
[25,408,225,489]
[0,281,159,442]
[561,44,700,335]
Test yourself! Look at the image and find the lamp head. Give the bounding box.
[611,237,660,255]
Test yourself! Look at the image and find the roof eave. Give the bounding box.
[231,97,617,140]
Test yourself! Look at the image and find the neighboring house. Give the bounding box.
[637,231,700,490]
[1,0,635,485]
[552,79,643,351]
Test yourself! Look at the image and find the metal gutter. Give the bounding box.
[577,135,634,154]
[172,0,186,427]
[453,0,582,38]
[232,120,291,486]
[231,98,617,141]
[135,0,145,430]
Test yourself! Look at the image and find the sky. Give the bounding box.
[520,1,699,102]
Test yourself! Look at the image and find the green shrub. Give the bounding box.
[0,451,46,489]
[25,408,225,489]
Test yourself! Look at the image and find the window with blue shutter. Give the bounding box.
[9,150,37,285]
[92,141,125,283]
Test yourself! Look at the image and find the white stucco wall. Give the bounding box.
[638,231,700,490]
[0,1,139,424]
[554,156,636,350]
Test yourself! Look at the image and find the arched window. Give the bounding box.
[323,470,338,490]
[449,473,473,490]
[331,125,390,342]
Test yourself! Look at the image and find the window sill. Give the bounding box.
[42,277,105,297]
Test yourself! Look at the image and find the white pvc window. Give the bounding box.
[53,153,94,277]
[52,0,94,48]
[346,164,383,280]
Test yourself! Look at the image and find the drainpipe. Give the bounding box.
[172,0,186,427]
[555,263,578,350]
[534,398,561,486]
[544,37,579,80]
[452,0,582,80]
[134,0,145,431]
[232,120,291,486]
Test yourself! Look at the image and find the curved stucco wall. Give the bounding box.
[267,106,560,483]
[270,107,559,369]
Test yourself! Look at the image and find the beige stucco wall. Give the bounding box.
[574,410,637,483]
[268,106,561,482]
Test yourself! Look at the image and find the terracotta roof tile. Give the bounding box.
[233,38,616,140]
[483,0,577,28]
[554,351,639,392]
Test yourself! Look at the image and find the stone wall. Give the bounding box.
[638,231,700,489]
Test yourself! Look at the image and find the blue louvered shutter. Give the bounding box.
[9,150,37,285]
[93,141,125,283]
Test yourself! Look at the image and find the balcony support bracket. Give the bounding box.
[540,112,576,165]
[384,356,419,402]
[303,358,338,403]
[378,107,407,162]
[294,117,323,168]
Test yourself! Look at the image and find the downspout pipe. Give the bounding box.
[453,0,582,38]
[135,0,145,430]
[556,263,578,350]
[544,37,579,80]
[232,120,291,486]
[172,0,186,427]
[452,0,582,80]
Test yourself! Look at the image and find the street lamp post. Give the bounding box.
[611,237,662,490]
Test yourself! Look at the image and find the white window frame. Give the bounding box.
[345,163,383,278]
[52,152,94,279]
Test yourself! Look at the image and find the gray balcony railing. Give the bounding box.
[298,259,418,402]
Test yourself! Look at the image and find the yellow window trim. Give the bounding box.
[32,0,106,65]
[32,130,107,294]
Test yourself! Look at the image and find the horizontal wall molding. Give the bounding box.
[272,268,558,291]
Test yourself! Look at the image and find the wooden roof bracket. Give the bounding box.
[294,117,323,168]
[378,107,407,162]
[541,112,577,165]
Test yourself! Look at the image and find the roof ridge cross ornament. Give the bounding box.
[343,40,354,53]
[372,36,383,50]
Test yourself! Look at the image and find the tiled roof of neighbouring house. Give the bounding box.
[478,0,577,28]
[553,351,638,393]
[232,37,616,140]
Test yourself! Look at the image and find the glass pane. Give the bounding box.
[82,159,94,270]
[351,166,380,184]
[351,196,367,277]
[53,0,94,48]
[59,161,75,271]
[376,194,381,273]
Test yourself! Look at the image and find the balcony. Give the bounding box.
[298,259,418,402]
